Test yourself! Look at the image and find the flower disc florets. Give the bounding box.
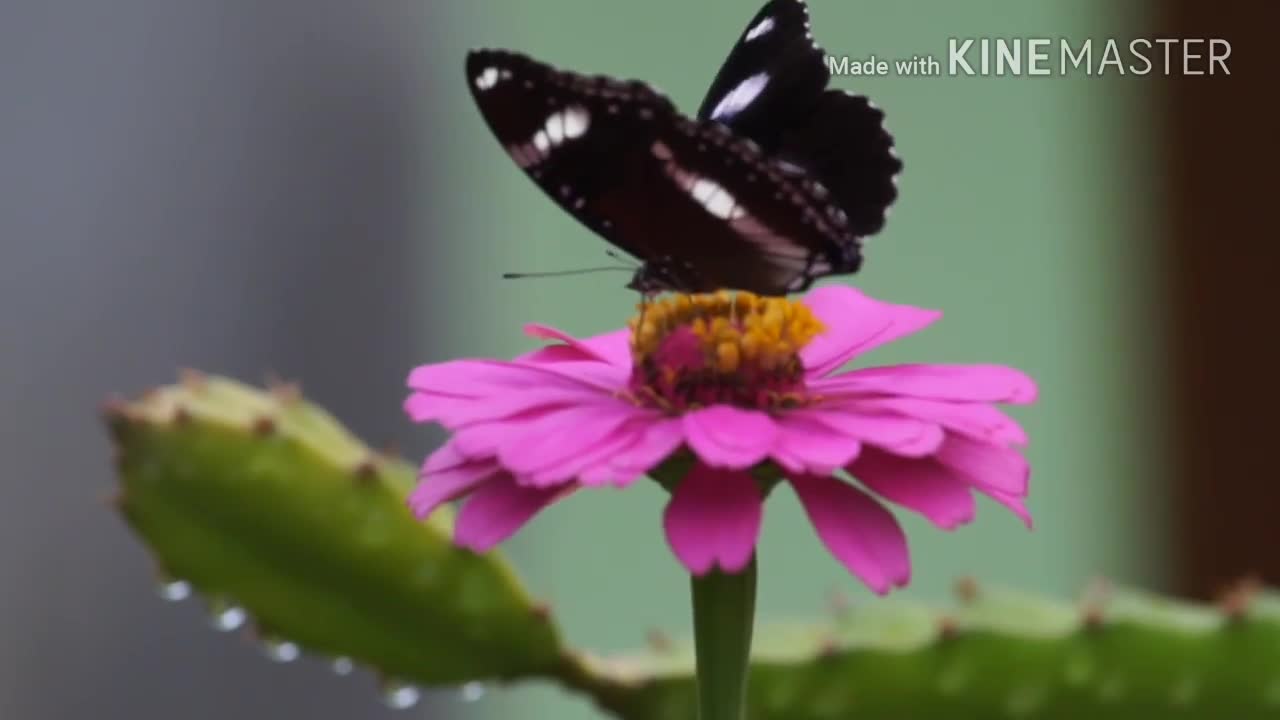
[627,291,824,412]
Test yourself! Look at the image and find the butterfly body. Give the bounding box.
[467,0,901,295]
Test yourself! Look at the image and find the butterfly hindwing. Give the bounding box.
[625,115,860,293]
[777,91,903,237]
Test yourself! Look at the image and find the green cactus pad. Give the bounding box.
[107,373,1280,718]
[565,584,1280,719]
[107,374,565,686]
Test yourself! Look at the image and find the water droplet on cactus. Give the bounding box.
[459,681,486,703]
[263,639,300,663]
[157,579,192,602]
[330,657,355,676]
[210,605,247,632]
[380,681,421,710]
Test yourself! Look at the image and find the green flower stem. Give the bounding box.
[690,556,758,720]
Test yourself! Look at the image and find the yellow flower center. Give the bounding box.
[626,291,824,411]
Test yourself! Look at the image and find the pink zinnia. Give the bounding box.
[405,286,1036,594]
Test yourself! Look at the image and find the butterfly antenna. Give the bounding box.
[605,249,639,268]
[636,290,657,332]
[502,266,632,280]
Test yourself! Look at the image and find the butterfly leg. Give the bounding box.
[636,290,652,334]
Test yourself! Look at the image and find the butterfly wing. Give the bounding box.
[465,49,672,262]
[777,91,902,237]
[700,0,903,239]
[696,0,829,153]
[466,48,861,294]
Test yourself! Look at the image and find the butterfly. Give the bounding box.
[466,0,902,296]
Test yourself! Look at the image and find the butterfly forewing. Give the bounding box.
[697,0,903,241]
[465,50,673,260]
[696,0,828,154]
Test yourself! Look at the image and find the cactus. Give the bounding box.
[106,374,1280,718]
[567,583,1280,720]
[106,372,566,688]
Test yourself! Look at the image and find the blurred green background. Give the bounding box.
[428,2,1166,718]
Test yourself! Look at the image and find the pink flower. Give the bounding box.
[405,286,1036,594]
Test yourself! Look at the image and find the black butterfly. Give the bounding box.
[466,0,901,296]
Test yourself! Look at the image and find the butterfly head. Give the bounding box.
[626,257,707,295]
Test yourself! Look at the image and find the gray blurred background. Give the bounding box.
[1,1,438,717]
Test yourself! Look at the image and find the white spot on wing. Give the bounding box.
[710,72,769,121]
[745,16,775,42]
[649,144,824,290]
[705,194,738,220]
[562,105,590,139]
[690,179,718,205]
[546,112,565,145]
[475,66,501,91]
[657,155,756,223]
[515,109,591,168]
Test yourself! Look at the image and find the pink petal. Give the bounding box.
[454,475,571,552]
[934,434,1029,496]
[422,440,468,475]
[407,457,500,519]
[596,418,686,486]
[790,473,911,594]
[807,409,945,457]
[406,385,605,429]
[773,415,862,475]
[450,406,565,459]
[515,344,585,365]
[403,392,438,423]
[848,448,976,530]
[510,359,628,392]
[770,447,809,477]
[409,359,579,395]
[800,286,942,378]
[814,364,1038,405]
[981,487,1034,528]
[521,324,632,369]
[844,396,1028,447]
[440,387,605,429]
[524,420,646,487]
[663,464,763,575]
[683,406,779,469]
[497,402,648,478]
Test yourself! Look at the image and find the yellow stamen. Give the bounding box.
[629,292,825,375]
